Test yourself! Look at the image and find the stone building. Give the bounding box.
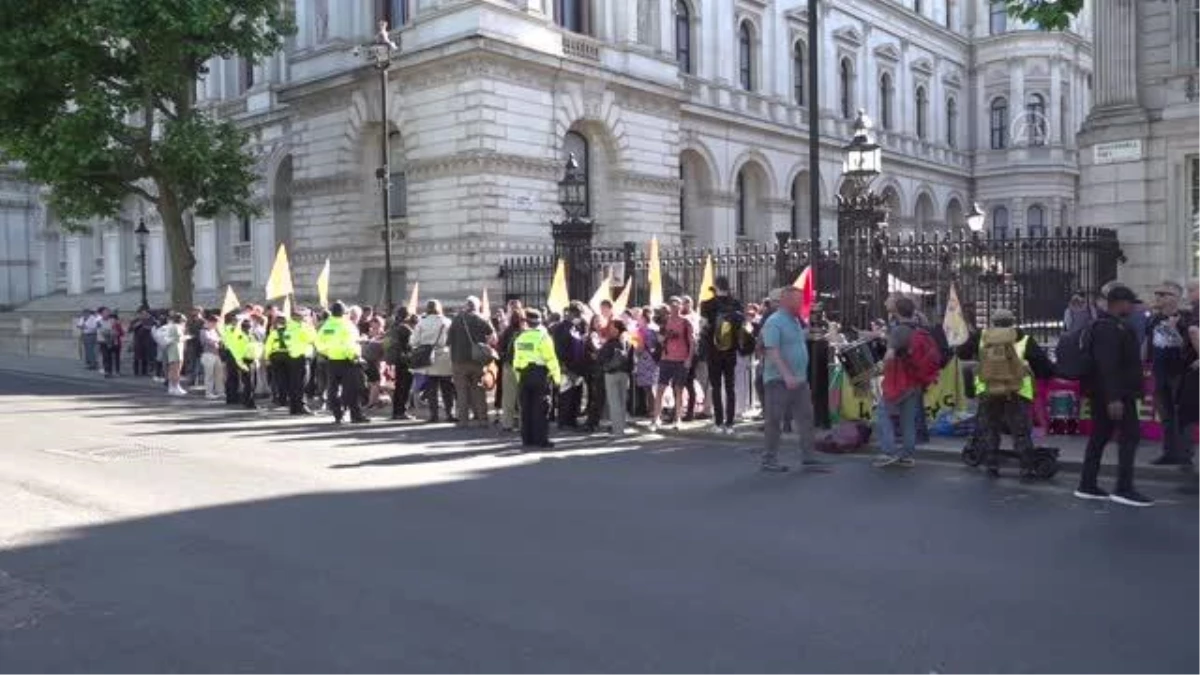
[1077,0,1199,291]
[5,0,1095,307]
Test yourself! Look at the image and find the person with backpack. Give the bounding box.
[387,306,417,421]
[873,297,941,468]
[961,309,1054,477]
[700,276,744,435]
[1074,284,1154,507]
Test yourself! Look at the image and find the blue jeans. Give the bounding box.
[82,333,98,369]
[876,390,920,458]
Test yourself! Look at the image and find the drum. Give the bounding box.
[838,338,887,385]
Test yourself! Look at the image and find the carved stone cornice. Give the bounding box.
[764,198,794,212]
[703,190,737,208]
[293,172,361,197]
[613,171,681,196]
[407,152,561,181]
[400,233,554,257]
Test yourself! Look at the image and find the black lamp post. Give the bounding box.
[135,218,149,310]
[965,201,986,234]
[552,152,594,300]
[841,109,883,196]
[836,110,888,328]
[365,21,398,312]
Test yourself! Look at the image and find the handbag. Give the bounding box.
[410,322,444,370]
[457,314,498,365]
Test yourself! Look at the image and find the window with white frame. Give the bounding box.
[735,170,748,237]
[738,21,754,91]
[675,0,692,73]
[990,97,1008,149]
[991,205,1009,238]
[990,0,1007,35]
[387,131,407,219]
[915,85,929,139]
[945,0,953,29]
[840,58,855,119]
[879,72,893,130]
[793,40,805,106]
[1026,204,1046,236]
[239,215,252,243]
[946,97,958,148]
[1026,93,1047,146]
[556,0,588,34]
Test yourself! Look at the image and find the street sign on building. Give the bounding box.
[1093,139,1144,165]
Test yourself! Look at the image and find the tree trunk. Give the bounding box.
[158,190,196,311]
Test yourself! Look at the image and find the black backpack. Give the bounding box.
[1055,317,1121,380]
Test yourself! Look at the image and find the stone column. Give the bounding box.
[1093,0,1139,109]
[1009,57,1025,145]
[147,229,167,293]
[657,0,673,59]
[1049,57,1062,145]
[66,235,84,295]
[194,218,218,291]
[706,192,737,247]
[103,228,123,293]
[976,64,988,149]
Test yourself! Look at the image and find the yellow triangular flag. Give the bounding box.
[220,285,240,317]
[943,282,970,347]
[316,258,330,309]
[265,243,294,300]
[481,287,490,317]
[648,236,663,307]
[406,281,419,312]
[588,267,613,315]
[547,259,570,314]
[697,254,715,304]
[281,295,292,318]
[611,277,633,316]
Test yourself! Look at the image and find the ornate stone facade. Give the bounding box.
[7,0,1100,306]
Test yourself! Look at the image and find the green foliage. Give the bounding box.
[0,0,294,230]
[1003,0,1086,31]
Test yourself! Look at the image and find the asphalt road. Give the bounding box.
[0,369,1195,673]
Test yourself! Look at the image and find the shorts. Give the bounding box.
[364,362,381,384]
[657,360,688,388]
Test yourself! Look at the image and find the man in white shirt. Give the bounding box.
[80,309,101,370]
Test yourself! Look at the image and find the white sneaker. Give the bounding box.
[173,386,188,396]
[205,393,221,400]
[671,420,681,431]
[724,426,736,436]
[649,420,661,432]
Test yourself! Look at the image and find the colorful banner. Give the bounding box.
[838,358,967,422]
[697,254,715,304]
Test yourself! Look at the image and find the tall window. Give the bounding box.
[991,206,1009,238]
[557,0,587,34]
[675,1,692,73]
[679,163,686,232]
[915,85,928,139]
[239,215,252,243]
[1026,204,1046,236]
[1190,0,1200,67]
[241,58,254,93]
[946,97,958,148]
[879,73,893,130]
[387,131,407,219]
[1060,204,1069,229]
[945,0,953,28]
[793,41,805,106]
[990,0,1007,34]
[840,58,854,119]
[1026,93,1047,146]
[738,21,754,91]
[990,97,1008,149]
[564,130,590,217]
[735,170,748,236]
[377,0,408,27]
[1060,95,1068,141]
[914,0,923,15]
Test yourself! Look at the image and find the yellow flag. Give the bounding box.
[588,267,613,315]
[220,285,240,317]
[265,243,294,300]
[281,295,292,318]
[481,287,490,317]
[547,259,570,314]
[697,254,715,304]
[406,282,419,312]
[648,236,663,307]
[315,258,330,309]
[611,277,633,316]
[943,282,970,347]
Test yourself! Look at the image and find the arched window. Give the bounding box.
[1059,94,1069,142]
[879,72,893,130]
[1026,93,1047,146]
[990,0,1007,34]
[840,58,854,119]
[991,205,1009,238]
[675,0,692,73]
[738,21,754,91]
[946,97,958,148]
[378,0,409,28]
[915,86,928,139]
[679,163,686,231]
[557,0,587,34]
[1026,204,1046,236]
[735,169,748,236]
[563,130,590,217]
[387,131,407,219]
[990,97,1008,149]
[793,41,805,106]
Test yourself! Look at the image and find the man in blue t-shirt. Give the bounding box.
[758,287,829,474]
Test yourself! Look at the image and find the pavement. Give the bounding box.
[0,356,1196,672]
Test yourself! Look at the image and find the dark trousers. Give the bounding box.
[974,395,1034,469]
[223,353,241,405]
[683,361,698,418]
[99,343,116,376]
[285,356,309,414]
[425,375,455,421]
[519,366,551,447]
[239,365,256,409]
[708,350,737,427]
[557,378,582,428]
[133,340,152,376]
[1155,377,1191,461]
[584,368,605,427]
[112,343,122,374]
[326,359,365,422]
[1079,395,1140,493]
[269,355,289,406]
[391,365,413,418]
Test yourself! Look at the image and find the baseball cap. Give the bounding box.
[1104,285,1140,303]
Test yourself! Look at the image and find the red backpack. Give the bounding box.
[905,328,943,387]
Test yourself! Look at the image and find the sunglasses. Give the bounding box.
[1154,291,1178,297]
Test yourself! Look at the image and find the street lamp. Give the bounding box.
[966,202,986,233]
[363,21,398,312]
[558,153,587,220]
[836,109,887,330]
[552,152,595,300]
[841,109,882,194]
[134,218,149,310]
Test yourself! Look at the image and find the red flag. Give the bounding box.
[792,266,815,321]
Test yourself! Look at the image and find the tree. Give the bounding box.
[0,1,293,310]
[1003,0,1086,31]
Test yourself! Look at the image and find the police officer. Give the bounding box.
[315,301,369,424]
[264,314,290,408]
[513,309,562,449]
[284,309,317,415]
[226,318,258,410]
[221,312,242,406]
